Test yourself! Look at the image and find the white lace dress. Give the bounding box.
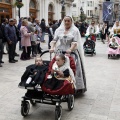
[53,30,86,91]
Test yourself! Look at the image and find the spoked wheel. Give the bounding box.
[67,95,74,111]
[21,101,30,117]
[55,106,62,120]
[30,100,36,106]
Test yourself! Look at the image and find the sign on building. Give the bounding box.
[103,2,114,21]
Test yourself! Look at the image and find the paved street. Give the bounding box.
[0,36,120,120]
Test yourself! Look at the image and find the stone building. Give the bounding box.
[0,0,74,25]
[72,0,99,23]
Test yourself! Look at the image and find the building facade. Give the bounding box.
[0,0,74,25]
[72,0,99,23]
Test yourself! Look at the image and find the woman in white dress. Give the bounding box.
[111,21,120,38]
[49,16,87,93]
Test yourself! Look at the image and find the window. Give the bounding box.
[90,10,93,16]
[73,3,76,7]
[0,0,11,3]
[5,0,10,3]
[48,4,53,12]
[90,1,92,7]
[88,10,89,16]
[87,1,89,6]
[30,0,36,8]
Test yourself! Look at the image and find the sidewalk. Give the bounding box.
[0,38,120,120]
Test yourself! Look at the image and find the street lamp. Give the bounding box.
[15,0,23,18]
[61,0,65,19]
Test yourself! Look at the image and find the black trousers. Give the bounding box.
[37,43,42,54]
[21,46,31,60]
[32,45,37,55]
[8,42,16,61]
[48,35,53,49]
[101,33,106,40]
[0,40,3,62]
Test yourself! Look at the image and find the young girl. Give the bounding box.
[109,37,120,50]
[44,54,75,90]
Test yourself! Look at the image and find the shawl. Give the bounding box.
[52,56,76,88]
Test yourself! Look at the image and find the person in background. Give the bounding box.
[58,19,62,27]
[13,19,20,56]
[17,17,23,50]
[2,18,8,54]
[111,21,120,38]
[48,23,54,49]
[35,18,42,53]
[20,20,33,60]
[100,22,110,44]
[40,19,46,42]
[5,18,18,63]
[52,20,58,35]
[0,23,4,67]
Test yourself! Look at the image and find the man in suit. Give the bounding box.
[5,18,18,63]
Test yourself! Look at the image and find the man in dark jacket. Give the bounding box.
[13,19,20,56]
[40,19,46,42]
[0,23,4,67]
[52,20,58,34]
[2,18,8,54]
[5,18,18,63]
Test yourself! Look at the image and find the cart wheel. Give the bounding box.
[67,95,74,111]
[21,101,30,117]
[30,100,36,106]
[108,54,110,59]
[55,106,62,120]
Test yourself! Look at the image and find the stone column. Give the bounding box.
[99,4,103,23]
[20,0,30,17]
[39,0,43,20]
[44,0,49,25]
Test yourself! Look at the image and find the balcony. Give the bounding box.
[57,0,74,4]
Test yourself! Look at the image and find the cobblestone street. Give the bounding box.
[0,36,120,120]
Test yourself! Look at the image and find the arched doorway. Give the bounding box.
[0,0,12,23]
[48,3,54,23]
[61,6,66,20]
[29,0,37,22]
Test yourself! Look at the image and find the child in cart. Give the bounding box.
[83,36,96,54]
[109,37,120,50]
[44,54,76,91]
[108,37,120,58]
[20,57,48,87]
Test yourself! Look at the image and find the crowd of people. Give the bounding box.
[0,16,120,67]
[0,17,62,67]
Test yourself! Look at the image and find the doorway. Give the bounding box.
[0,2,12,23]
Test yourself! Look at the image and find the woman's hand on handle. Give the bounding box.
[66,49,72,54]
[49,49,54,53]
